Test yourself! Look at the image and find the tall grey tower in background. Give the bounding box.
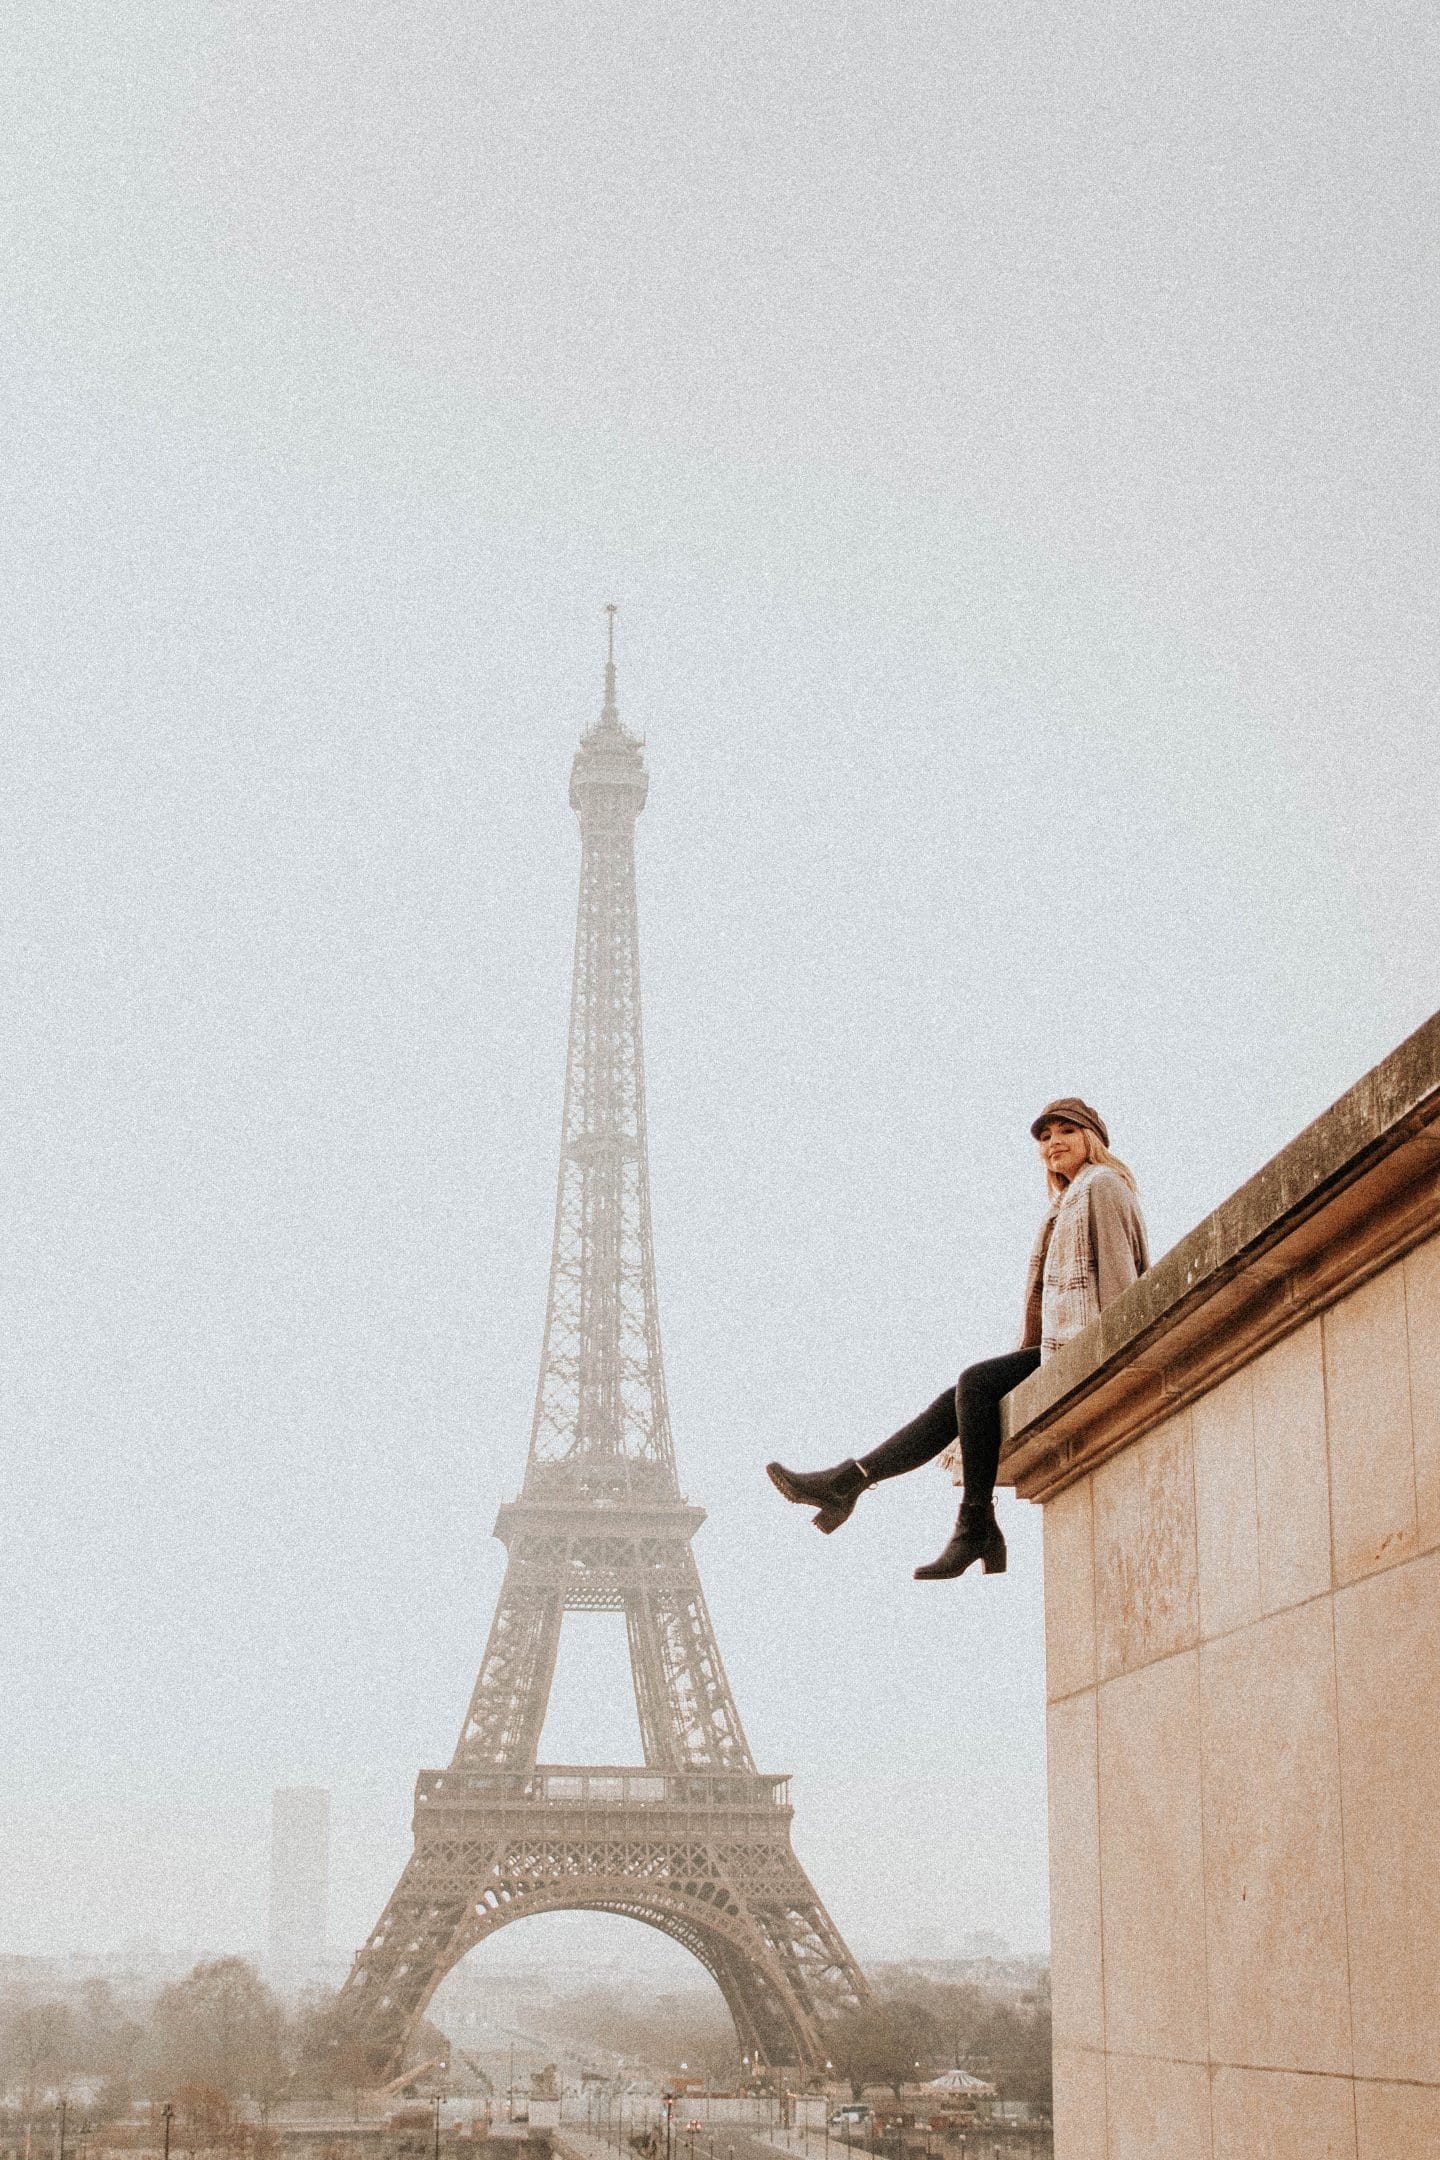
[268,1785,330,1988]
[335,617,870,2079]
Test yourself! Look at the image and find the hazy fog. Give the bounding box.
[2,0,1436,1975]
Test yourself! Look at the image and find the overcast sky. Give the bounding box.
[3,0,1437,1982]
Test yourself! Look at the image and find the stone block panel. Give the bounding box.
[1051,2046,1108,2160]
[1093,1411,1199,1680]
[1210,2066,1356,2158]
[1405,1230,1440,1553]
[1048,1690,1104,2051]
[1251,1318,1331,1614]
[1323,1268,1418,1585]
[1098,1652,1208,2061]
[1199,1603,1350,2073]
[1355,2079,1440,2159]
[1334,1549,1440,2083]
[1044,1475,1097,1701]
[1105,2053,1210,2160]
[1192,1366,1261,1639]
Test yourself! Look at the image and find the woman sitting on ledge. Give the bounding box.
[767,1098,1150,1582]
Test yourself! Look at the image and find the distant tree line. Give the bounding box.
[1,1955,1050,2127]
[0,1959,390,2130]
[833,1967,1052,2111]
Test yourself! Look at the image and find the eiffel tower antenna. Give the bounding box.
[338,624,871,2077]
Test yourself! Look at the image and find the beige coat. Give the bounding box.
[1021,1163,1150,1360]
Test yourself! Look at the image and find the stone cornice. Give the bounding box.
[1000,1009,1440,1502]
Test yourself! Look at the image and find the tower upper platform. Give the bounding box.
[570,618,648,824]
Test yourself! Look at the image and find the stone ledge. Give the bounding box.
[1000,1007,1440,1502]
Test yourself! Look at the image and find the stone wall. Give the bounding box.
[1002,1012,1440,2160]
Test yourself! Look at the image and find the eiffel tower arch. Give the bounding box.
[338,617,871,2079]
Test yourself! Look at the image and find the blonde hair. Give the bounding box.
[1046,1127,1140,1197]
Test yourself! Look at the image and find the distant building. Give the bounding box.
[954,1930,1009,1961]
[268,1786,330,1988]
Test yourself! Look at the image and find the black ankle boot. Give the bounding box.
[913,1500,1007,1580]
[765,1457,870,1534]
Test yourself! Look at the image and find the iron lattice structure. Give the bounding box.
[339,624,870,2077]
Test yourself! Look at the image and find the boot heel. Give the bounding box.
[813,1498,858,1534]
[914,1504,1006,1581]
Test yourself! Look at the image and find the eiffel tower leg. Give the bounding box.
[747,1869,872,2052]
[623,1554,754,1772]
[625,1590,675,1769]
[337,1845,485,2081]
[701,1934,809,2065]
[454,1577,563,1767]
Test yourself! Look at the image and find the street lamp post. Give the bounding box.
[161,2106,173,2160]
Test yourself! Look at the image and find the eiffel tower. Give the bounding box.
[338,615,870,2078]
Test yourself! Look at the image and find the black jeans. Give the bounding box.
[857,1349,1042,1511]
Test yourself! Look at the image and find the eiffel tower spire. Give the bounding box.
[337,624,870,2078]
[603,599,619,716]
